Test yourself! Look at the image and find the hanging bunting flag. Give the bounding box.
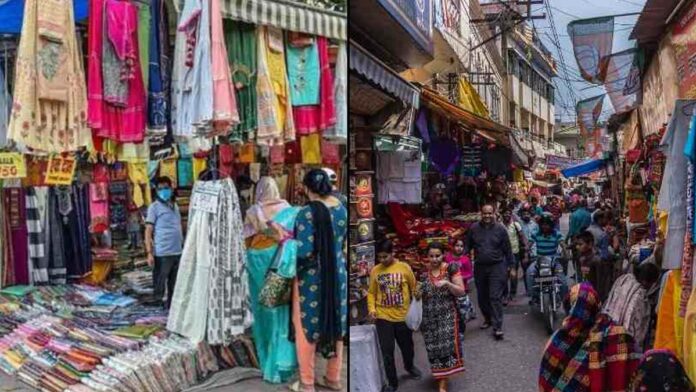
[567,17,615,83]
[576,94,605,136]
[604,48,642,114]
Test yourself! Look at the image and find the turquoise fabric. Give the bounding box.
[247,206,300,383]
[294,203,348,342]
[286,40,320,106]
[177,158,193,188]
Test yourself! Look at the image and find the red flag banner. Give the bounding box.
[576,94,605,136]
[567,17,614,83]
[604,48,642,114]
[584,128,604,159]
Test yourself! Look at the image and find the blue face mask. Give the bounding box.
[157,188,173,201]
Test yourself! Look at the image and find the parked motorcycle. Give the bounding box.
[532,256,563,334]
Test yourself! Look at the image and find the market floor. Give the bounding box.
[0,348,347,392]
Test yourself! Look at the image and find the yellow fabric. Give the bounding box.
[118,141,150,162]
[301,134,321,164]
[239,143,255,163]
[655,270,686,361]
[457,77,489,118]
[658,210,668,241]
[684,286,696,382]
[674,269,685,360]
[367,260,417,322]
[513,168,524,182]
[159,159,178,188]
[82,260,113,285]
[193,157,207,180]
[127,161,150,207]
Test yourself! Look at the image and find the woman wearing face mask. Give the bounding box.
[243,176,299,384]
[145,177,183,309]
[420,241,467,392]
[290,169,347,392]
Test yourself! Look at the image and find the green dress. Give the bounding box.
[247,206,300,384]
[223,20,257,142]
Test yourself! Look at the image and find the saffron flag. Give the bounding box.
[576,94,605,136]
[567,17,615,83]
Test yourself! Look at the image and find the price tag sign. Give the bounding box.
[0,153,26,179]
[45,154,77,185]
[191,182,223,213]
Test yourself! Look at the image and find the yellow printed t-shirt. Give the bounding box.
[367,260,416,323]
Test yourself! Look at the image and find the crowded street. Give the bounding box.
[395,216,570,392]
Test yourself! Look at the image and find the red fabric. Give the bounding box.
[284,141,302,164]
[321,140,340,164]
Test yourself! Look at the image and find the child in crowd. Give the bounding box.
[446,238,476,324]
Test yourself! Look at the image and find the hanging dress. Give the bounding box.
[224,21,257,142]
[256,27,295,146]
[8,0,91,153]
[171,0,213,138]
[168,178,251,344]
[210,0,239,136]
[292,37,336,135]
[323,41,347,144]
[147,0,168,130]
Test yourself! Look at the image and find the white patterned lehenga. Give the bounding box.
[167,178,252,344]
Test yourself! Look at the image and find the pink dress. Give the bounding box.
[446,253,473,282]
[87,0,146,145]
[210,0,239,135]
[292,37,336,135]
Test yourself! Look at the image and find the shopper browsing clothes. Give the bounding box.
[368,239,422,392]
[145,177,183,309]
[243,176,298,384]
[420,242,467,392]
[465,204,513,340]
[291,169,348,392]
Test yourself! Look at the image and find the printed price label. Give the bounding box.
[0,153,26,179]
[191,182,223,213]
[45,154,77,185]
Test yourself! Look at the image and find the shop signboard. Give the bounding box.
[673,2,696,98]
[45,155,76,185]
[0,152,26,179]
[377,0,432,54]
[546,155,581,170]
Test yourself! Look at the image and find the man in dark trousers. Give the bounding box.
[465,204,514,340]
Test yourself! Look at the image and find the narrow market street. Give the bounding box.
[395,214,569,392]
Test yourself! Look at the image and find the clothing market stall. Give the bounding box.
[0,0,348,389]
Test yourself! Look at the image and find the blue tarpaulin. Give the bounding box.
[0,0,89,34]
[561,158,606,178]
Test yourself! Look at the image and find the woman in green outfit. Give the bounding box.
[243,176,298,383]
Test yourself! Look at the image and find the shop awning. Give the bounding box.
[561,158,606,178]
[350,43,420,108]
[0,0,88,34]
[420,87,512,137]
[176,0,346,41]
[509,133,532,168]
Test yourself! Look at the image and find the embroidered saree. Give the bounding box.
[9,0,91,153]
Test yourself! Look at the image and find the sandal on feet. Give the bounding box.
[316,376,342,391]
[480,322,491,329]
[288,381,315,392]
[438,379,448,392]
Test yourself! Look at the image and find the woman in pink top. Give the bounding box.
[446,238,476,327]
